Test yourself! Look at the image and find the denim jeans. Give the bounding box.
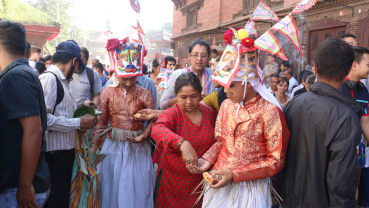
[0,187,50,208]
[360,167,369,206]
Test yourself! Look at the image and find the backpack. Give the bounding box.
[85,67,95,97]
[44,68,94,114]
[43,71,64,115]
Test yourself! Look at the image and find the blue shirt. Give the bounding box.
[100,74,107,87]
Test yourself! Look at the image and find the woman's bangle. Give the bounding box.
[176,138,186,151]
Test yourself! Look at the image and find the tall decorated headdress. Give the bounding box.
[213,28,282,112]
[106,37,145,78]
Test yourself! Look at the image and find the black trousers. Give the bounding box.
[44,149,75,208]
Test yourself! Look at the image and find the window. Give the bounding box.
[243,0,263,11]
[186,9,197,27]
[180,0,204,32]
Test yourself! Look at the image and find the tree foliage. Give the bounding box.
[146,22,172,36]
[27,0,86,53]
[161,22,172,32]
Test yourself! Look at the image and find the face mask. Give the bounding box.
[66,59,75,80]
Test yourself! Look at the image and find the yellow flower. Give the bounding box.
[238,29,248,40]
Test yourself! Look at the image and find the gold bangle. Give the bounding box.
[176,138,186,151]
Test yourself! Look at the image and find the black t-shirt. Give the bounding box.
[0,59,50,193]
[340,78,369,119]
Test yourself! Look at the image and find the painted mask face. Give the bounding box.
[212,40,258,88]
[115,43,143,77]
[212,41,241,87]
[214,41,239,77]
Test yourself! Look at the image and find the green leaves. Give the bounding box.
[73,105,102,118]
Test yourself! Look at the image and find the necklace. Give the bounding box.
[276,92,287,103]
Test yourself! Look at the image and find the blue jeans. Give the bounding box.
[360,167,369,206]
[0,188,50,208]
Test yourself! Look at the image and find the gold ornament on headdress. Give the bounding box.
[235,51,258,80]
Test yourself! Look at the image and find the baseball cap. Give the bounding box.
[55,41,85,73]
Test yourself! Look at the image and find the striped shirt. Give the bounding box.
[39,65,81,152]
[160,67,215,109]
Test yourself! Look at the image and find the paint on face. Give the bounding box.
[116,43,142,73]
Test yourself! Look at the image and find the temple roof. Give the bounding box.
[0,0,60,27]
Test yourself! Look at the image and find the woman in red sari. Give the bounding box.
[151,72,217,208]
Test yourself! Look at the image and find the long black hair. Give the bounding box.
[217,87,227,108]
[174,72,202,95]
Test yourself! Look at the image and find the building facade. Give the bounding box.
[171,0,369,72]
[1,0,61,54]
[145,29,173,63]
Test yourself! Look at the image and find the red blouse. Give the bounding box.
[152,104,217,208]
[93,84,155,146]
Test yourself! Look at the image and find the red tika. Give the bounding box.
[152,104,217,208]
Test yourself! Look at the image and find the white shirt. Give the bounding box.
[29,60,36,68]
[267,87,274,94]
[69,68,102,108]
[291,84,304,97]
[39,65,81,152]
[286,77,299,97]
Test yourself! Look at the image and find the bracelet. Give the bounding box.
[176,138,186,151]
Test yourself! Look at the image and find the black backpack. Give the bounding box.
[85,67,95,97]
[43,68,94,114]
[43,71,64,115]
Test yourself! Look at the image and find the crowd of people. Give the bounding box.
[1,19,369,208]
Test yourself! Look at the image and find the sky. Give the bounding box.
[22,0,173,35]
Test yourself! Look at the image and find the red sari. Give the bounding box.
[152,104,217,208]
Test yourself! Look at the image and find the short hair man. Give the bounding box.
[70,47,102,108]
[164,56,176,70]
[43,55,52,69]
[91,58,99,67]
[283,69,298,97]
[25,42,39,75]
[102,63,109,76]
[29,46,42,68]
[174,57,180,70]
[278,39,363,207]
[341,33,359,46]
[293,70,314,97]
[39,41,97,207]
[210,49,219,70]
[339,47,369,207]
[268,73,279,94]
[93,62,107,87]
[279,60,290,77]
[263,54,279,88]
[0,20,50,207]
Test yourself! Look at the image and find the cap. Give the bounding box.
[55,41,85,73]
